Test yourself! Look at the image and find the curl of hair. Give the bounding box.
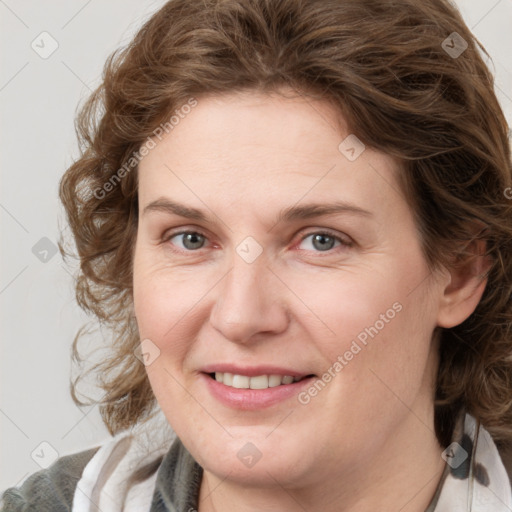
[59,0,512,455]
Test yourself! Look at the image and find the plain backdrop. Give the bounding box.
[1,0,511,491]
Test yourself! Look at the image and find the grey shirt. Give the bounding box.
[1,435,203,512]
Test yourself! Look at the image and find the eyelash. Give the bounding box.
[161,228,353,255]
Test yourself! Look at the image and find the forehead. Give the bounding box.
[137,90,404,222]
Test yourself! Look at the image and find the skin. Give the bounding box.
[132,88,488,512]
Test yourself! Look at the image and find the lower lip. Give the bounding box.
[201,373,315,410]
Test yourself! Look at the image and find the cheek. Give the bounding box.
[132,250,214,366]
[133,250,176,350]
[133,275,170,338]
[290,267,404,349]
[133,245,186,329]
[294,258,435,388]
[294,273,437,450]
[133,261,203,418]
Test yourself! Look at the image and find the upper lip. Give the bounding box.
[200,363,314,378]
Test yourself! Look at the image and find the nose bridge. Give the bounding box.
[209,242,287,343]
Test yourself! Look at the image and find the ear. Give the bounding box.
[436,237,491,329]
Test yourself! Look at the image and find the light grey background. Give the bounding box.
[1,0,511,491]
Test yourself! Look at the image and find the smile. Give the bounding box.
[210,372,311,389]
[201,372,316,410]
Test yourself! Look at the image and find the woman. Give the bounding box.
[2,0,511,510]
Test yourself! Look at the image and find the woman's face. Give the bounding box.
[133,90,447,488]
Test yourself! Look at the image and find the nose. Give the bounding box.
[209,250,289,344]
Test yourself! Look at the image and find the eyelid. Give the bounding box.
[299,228,352,246]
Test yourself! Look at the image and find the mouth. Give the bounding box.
[205,372,316,390]
[201,371,317,410]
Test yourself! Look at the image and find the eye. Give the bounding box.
[164,230,209,251]
[297,230,352,254]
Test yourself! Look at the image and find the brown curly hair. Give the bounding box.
[58,0,512,454]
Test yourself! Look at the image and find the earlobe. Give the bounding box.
[436,239,491,329]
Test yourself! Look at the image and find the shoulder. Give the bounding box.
[0,446,100,512]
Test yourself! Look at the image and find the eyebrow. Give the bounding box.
[142,197,373,224]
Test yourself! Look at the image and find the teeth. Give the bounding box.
[268,375,283,387]
[214,372,304,389]
[232,374,250,388]
[249,375,268,389]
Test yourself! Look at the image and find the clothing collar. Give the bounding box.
[149,434,202,512]
[425,412,512,511]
